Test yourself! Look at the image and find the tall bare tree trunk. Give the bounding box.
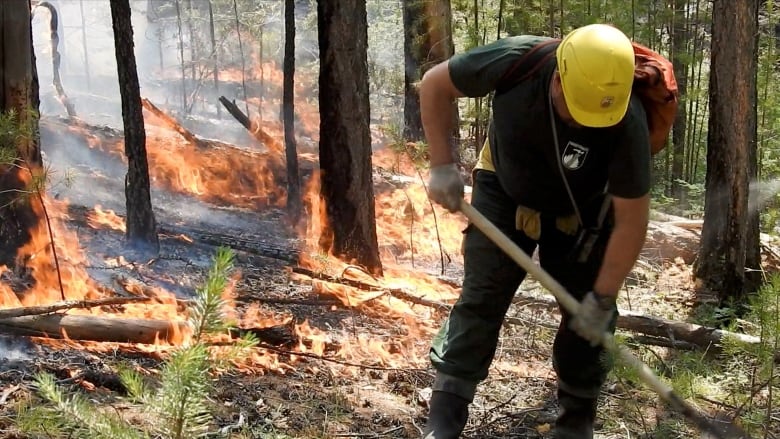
[208,0,219,118]
[109,0,159,250]
[669,0,688,206]
[402,0,456,142]
[317,0,382,275]
[0,0,42,267]
[695,0,760,302]
[284,0,301,223]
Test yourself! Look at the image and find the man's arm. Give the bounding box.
[419,61,465,167]
[593,194,650,298]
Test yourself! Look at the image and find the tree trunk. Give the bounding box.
[402,0,425,140]
[208,0,220,118]
[695,0,760,302]
[284,0,301,223]
[402,0,457,142]
[109,0,159,249]
[0,0,43,267]
[669,0,688,205]
[317,0,382,275]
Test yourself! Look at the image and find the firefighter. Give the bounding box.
[419,24,651,439]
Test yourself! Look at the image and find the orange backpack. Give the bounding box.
[496,39,679,155]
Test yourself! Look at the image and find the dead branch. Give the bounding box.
[240,296,342,307]
[291,266,451,312]
[33,2,76,117]
[218,95,251,130]
[0,296,151,319]
[141,98,200,146]
[218,96,283,154]
[0,314,188,344]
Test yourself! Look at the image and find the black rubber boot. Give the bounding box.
[554,389,598,439]
[422,391,470,439]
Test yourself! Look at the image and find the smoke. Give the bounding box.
[749,178,780,214]
[0,337,31,361]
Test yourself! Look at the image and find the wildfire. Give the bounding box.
[86,205,126,232]
[2,46,477,374]
[0,190,187,345]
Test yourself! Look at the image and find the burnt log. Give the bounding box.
[141,98,200,146]
[157,224,301,263]
[0,314,188,344]
[218,96,284,154]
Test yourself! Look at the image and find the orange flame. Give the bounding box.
[86,205,126,232]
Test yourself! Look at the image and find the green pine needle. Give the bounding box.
[189,246,235,341]
[152,344,213,439]
[29,372,146,439]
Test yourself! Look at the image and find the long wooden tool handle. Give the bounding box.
[459,200,751,439]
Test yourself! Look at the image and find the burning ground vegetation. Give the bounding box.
[0,105,475,438]
[1,109,780,438]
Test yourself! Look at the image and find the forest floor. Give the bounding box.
[0,116,777,439]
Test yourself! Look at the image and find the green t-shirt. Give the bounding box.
[448,35,651,218]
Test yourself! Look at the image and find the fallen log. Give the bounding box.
[507,293,779,361]
[0,297,151,319]
[616,310,767,355]
[62,203,303,264]
[0,314,189,344]
[141,98,200,146]
[158,225,301,263]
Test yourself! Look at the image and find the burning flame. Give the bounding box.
[0,181,187,345]
[86,205,126,232]
[3,49,477,373]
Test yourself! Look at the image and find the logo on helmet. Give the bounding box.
[600,96,615,108]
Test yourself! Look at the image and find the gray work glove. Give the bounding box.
[569,291,616,347]
[428,163,464,213]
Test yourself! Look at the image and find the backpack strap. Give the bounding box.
[495,38,561,95]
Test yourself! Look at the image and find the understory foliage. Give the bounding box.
[15,247,257,439]
[0,109,51,201]
[608,274,780,437]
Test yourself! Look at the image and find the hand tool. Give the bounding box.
[459,199,751,439]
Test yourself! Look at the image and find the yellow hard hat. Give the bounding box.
[556,24,635,128]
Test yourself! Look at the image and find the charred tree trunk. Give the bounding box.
[317,0,382,275]
[402,0,425,141]
[669,0,688,206]
[402,0,458,142]
[109,0,159,249]
[695,0,760,302]
[0,0,42,267]
[33,2,76,117]
[284,0,301,223]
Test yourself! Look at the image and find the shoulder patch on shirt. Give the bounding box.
[562,141,589,170]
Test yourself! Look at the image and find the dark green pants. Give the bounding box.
[430,170,617,400]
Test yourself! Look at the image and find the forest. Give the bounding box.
[0,0,778,438]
